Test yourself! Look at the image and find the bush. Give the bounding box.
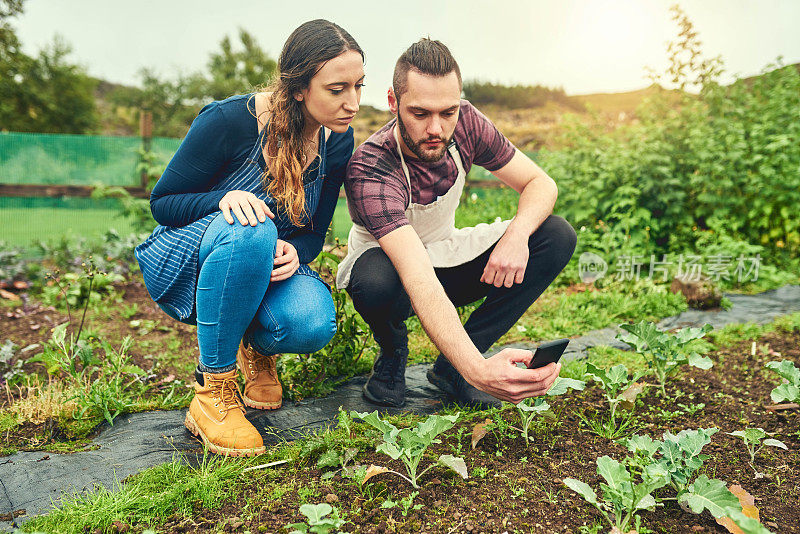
[535,6,800,285]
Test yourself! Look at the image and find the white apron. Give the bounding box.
[335,125,512,289]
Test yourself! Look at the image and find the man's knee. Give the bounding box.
[533,215,577,269]
[347,248,406,312]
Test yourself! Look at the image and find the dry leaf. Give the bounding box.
[0,289,20,301]
[472,419,492,449]
[12,280,28,289]
[620,382,647,410]
[362,464,388,485]
[716,484,760,534]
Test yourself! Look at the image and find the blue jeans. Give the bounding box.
[159,213,336,369]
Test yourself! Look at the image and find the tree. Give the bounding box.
[0,0,98,133]
[187,28,277,101]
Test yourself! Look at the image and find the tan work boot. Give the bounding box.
[236,341,282,410]
[184,369,266,457]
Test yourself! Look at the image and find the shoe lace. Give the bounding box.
[245,345,278,379]
[211,376,244,415]
[375,353,401,386]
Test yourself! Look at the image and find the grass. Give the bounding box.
[0,206,138,247]
[0,201,352,249]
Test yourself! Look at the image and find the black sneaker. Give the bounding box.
[362,349,408,407]
[426,355,502,409]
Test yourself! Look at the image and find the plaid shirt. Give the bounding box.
[345,100,516,239]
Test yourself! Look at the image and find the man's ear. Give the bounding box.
[388,87,398,115]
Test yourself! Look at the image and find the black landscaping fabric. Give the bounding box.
[2,285,799,530]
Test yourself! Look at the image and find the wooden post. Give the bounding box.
[139,110,153,188]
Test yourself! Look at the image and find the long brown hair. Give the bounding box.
[258,19,363,226]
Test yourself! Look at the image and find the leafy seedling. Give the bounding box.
[564,455,670,533]
[728,428,788,476]
[380,491,422,517]
[618,321,713,397]
[581,363,646,438]
[681,477,774,533]
[286,503,344,534]
[621,429,774,533]
[765,360,800,404]
[352,411,468,488]
[623,427,717,495]
[514,376,585,444]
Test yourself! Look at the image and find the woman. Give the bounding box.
[135,20,364,456]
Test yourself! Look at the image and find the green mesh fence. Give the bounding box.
[0,132,180,247]
[0,131,181,186]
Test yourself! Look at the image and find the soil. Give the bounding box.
[133,329,799,533]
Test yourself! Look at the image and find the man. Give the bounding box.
[336,38,577,408]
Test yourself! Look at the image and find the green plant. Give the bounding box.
[580,362,646,438]
[91,184,157,234]
[564,455,669,533]
[286,503,344,534]
[622,428,718,495]
[618,321,713,397]
[765,360,800,403]
[352,411,468,489]
[279,250,372,399]
[514,377,585,444]
[727,428,788,472]
[40,270,123,313]
[381,491,422,517]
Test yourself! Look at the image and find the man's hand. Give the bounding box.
[271,240,299,282]
[480,231,530,288]
[467,347,561,403]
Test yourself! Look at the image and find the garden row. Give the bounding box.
[17,313,799,533]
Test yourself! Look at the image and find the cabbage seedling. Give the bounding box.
[622,427,717,495]
[765,360,800,403]
[514,377,585,444]
[564,455,670,533]
[618,321,713,397]
[286,503,344,534]
[728,428,787,474]
[584,362,646,430]
[352,411,468,489]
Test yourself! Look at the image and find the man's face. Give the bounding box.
[390,70,461,162]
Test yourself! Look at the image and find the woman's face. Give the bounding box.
[298,50,364,134]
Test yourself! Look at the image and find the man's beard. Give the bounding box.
[397,112,453,163]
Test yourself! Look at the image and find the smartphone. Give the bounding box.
[527,339,569,369]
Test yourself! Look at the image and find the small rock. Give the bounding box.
[465,523,474,532]
[691,527,705,532]
[433,500,444,507]
[766,522,778,528]
[230,520,244,529]
[325,493,338,503]
[430,478,442,485]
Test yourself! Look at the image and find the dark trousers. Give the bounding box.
[346,214,578,357]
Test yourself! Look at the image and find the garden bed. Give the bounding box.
[21,317,799,533]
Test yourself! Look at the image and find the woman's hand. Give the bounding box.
[219,191,274,226]
[271,240,300,282]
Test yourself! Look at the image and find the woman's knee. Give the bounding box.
[202,217,278,275]
[257,302,336,354]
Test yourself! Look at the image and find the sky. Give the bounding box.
[12,0,800,108]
